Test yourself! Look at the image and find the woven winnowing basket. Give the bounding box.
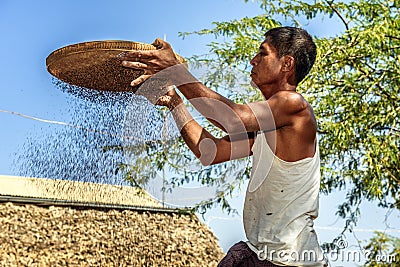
[46,40,184,92]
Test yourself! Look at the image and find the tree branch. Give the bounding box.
[385,35,400,41]
[325,0,349,31]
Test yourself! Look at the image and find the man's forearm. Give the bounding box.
[160,64,248,134]
[168,101,219,166]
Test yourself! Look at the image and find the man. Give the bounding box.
[121,27,327,267]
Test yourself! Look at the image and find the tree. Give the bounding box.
[363,232,400,266]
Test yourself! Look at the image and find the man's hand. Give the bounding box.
[155,86,183,111]
[121,38,181,87]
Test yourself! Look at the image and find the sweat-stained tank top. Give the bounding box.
[244,131,327,267]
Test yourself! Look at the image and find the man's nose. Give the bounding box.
[250,55,258,66]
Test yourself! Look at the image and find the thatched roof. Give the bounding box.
[0,175,161,208]
[0,175,224,266]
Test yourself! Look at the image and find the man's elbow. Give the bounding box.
[199,157,212,167]
[198,138,219,166]
[198,151,218,166]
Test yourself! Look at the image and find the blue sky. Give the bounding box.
[1,0,398,265]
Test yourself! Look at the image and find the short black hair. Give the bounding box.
[264,26,317,84]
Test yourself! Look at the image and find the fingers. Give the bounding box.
[165,85,177,96]
[155,95,171,106]
[121,60,152,87]
[152,38,171,49]
[121,38,174,88]
[130,74,152,87]
[120,38,172,60]
[121,50,155,60]
[122,61,148,69]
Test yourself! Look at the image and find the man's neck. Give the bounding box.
[261,82,297,100]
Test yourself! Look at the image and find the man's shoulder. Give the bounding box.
[270,90,308,114]
[271,90,305,101]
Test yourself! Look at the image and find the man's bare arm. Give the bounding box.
[156,89,254,165]
[121,39,305,135]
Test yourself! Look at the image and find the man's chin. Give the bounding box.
[250,80,259,89]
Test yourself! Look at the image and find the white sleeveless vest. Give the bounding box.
[244,131,327,266]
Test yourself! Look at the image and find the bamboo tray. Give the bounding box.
[46,40,183,92]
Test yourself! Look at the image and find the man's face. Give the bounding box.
[250,38,284,90]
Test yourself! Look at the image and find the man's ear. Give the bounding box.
[282,56,295,72]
